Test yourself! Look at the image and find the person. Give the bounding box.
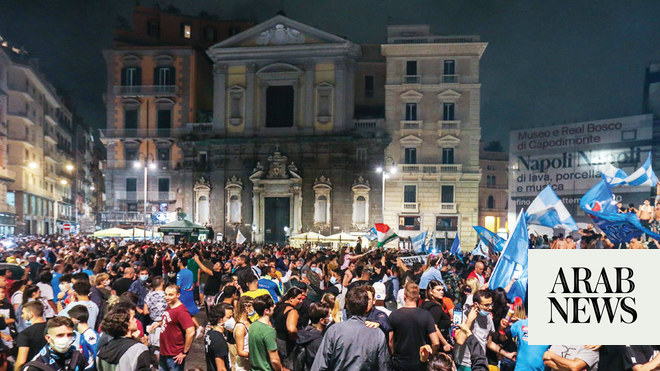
[364,285,391,334]
[0,287,16,370]
[58,280,99,329]
[96,307,151,371]
[372,282,392,316]
[22,316,87,371]
[175,258,199,316]
[205,304,231,371]
[419,256,447,292]
[312,286,390,370]
[637,199,654,232]
[128,266,150,316]
[239,272,271,322]
[467,262,485,286]
[506,305,548,371]
[89,273,110,331]
[159,284,195,371]
[14,301,48,371]
[36,271,56,319]
[420,280,453,347]
[622,345,660,370]
[111,267,134,296]
[68,304,99,371]
[543,345,599,371]
[293,302,330,371]
[455,290,517,371]
[248,294,284,371]
[192,253,222,309]
[233,295,253,371]
[388,282,441,371]
[271,287,304,369]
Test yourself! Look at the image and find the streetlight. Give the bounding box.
[65,164,74,171]
[135,155,156,236]
[28,162,38,169]
[376,165,397,224]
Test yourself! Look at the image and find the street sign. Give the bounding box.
[63,223,71,231]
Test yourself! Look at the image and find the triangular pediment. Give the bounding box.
[437,135,461,145]
[437,89,461,100]
[399,135,423,145]
[210,15,349,50]
[400,89,424,101]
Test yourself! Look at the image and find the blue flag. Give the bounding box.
[579,179,660,243]
[602,152,658,187]
[526,185,579,231]
[427,231,436,254]
[508,267,528,303]
[449,235,460,255]
[473,226,505,252]
[489,210,528,292]
[411,231,427,254]
[472,241,488,257]
[365,227,377,241]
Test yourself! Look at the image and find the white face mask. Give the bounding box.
[50,336,75,353]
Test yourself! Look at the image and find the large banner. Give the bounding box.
[509,114,654,222]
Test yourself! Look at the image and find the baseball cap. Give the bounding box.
[373,282,387,301]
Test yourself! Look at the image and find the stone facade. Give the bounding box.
[478,142,508,233]
[380,25,487,249]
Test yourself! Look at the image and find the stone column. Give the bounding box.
[212,64,227,135]
[252,185,262,243]
[304,63,315,134]
[334,61,346,131]
[245,64,256,135]
[292,183,303,235]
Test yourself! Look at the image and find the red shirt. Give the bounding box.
[467,271,485,285]
[159,303,194,356]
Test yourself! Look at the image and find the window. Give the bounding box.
[203,27,217,42]
[354,196,367,224]
[6,192,14,207]
[443,103,455,120]
[266,86,294,127]
[181,23,192,39]
[157,147,170,164]
[147,20,160,37]
[356,148,367,165]
[125,148,138,162]
[364,75,374,98]
[436,216,458,231]
[158,178,170,199]
[487,195,495,209]
[442,148,454,164]
[404,185,417,203]
[121,67,141,86]
[399,215,421,231]
[406,60,417,76]
[229,195,241,223]
[404,148,417,164]
[31,196,36,215]
[154,67,175,86]
[229,88,244,121]
[405,103,418,121]
[444,60,455,75]
[157,109,172,130]
[198,152,208,166]
[316,85,332,120]
[315,195,328,223]
[126,178,137,200]
[441,185,454,203]
[124,109,138,130]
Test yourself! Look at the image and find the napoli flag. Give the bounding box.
[489,210,528,292]
[411,230,427,254]
[473,226,506,252]
[449,235,460,256]
[601,152,658,187]
[526,185,579,231]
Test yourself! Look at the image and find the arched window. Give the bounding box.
[355,196,367,224]
[198,196,209,224]
[315,195,328,223]
[487,195,495,209]
[229,195,241,223]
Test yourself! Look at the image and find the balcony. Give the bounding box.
[8,84,35,102]
[441,74,459,84]
[400,120,422,130]
[399,164,462,174]
[440,203,457,213]
[403,75,421,84]
[101,211,143,223]
[7,111,35,124]
[0,168,15,183]
[438,120,461,135]
[100,128,182,139]
[353,118,384,130]
[113,85,179,97]
[402,202,419,213]
[115,191,177,202]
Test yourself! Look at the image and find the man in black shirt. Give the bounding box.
[205,304,230,371]
[388,282,439,371]
[15,301,48,371]
[111,267,135,296]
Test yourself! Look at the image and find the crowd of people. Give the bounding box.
[0,234,657,371]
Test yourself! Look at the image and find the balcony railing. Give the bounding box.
[440,203,457,213]
[401,120,422,130]
[441,74,459,84]
[400,164,463,174]
[402,202,419,213]
[100,211,143,223]
[403,75,421,84]
[113,85,179,97]
[115,191,177,201]
[353,118,384,130]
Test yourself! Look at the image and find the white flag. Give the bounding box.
[236,230,246,245]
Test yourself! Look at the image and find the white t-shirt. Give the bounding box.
[59,300,99,328]
[37,283,56,317]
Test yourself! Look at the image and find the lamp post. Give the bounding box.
[134,155,156,235]
[375,165,397,224]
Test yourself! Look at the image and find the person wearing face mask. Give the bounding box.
[14,301,47,371]
[454,290,517,371]
[22,316,87,371]
[128,267,150,319]
[293,303,331,371]
[89,274,111,331]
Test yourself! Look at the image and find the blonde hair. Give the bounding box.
[465,277,479,294]
[235,295,254,322]
[93,273,109,286]
[513,304,526,320]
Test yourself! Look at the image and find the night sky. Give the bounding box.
[1,0,659,145]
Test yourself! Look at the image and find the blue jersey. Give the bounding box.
[509,319,549,371]
[74,327,98,371]
[177,268,194,291]
[258,278,281,303]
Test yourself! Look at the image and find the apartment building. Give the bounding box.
[478,141,508,232]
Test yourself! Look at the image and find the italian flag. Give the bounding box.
[375,223,397,247]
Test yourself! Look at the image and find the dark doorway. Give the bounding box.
[264,197,290,245]
[266,86,294,127]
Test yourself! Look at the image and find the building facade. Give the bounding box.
[478,142,508,232]
[0,46,16,234]
[4,46,76,235]
[101,6,253,228]
[74,122,105,234]
[380,26,487,249]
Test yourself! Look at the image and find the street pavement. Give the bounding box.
[186,310,208,369]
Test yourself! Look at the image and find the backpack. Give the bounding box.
[384,279,395,302]
[22,350,82,371]
[291,343,309,371]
